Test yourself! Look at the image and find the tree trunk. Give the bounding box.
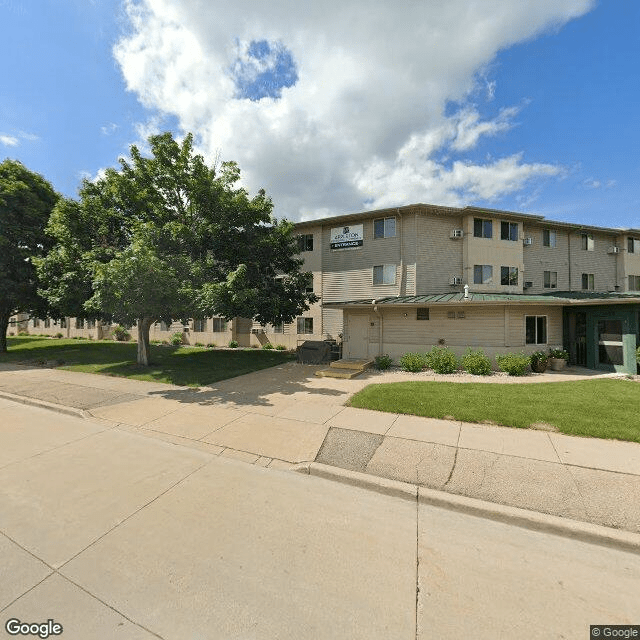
[136,317,153,366]
[0,310,10,353]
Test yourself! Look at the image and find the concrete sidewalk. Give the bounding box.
[1,362,639,534]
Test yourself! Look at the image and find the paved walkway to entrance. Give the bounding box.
[1,362,639,534]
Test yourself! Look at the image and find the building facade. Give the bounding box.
[10,203,640,373]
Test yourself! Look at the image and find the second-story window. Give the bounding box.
[544,271,558,289]
[501,266,518,286]
[474,218,492,238]
[501,221,518,241]
[628,238,640,253]
[373,217,396,239]
[303,274,314,294]
[296,234,313,252]
[582,273,595,290]
[373,264,396,285]
[628,275,640,290]
[543,230,557,248]
[581,233,594,251]
[473,265,493,284]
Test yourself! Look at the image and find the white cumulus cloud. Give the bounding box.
[113,0,594,220]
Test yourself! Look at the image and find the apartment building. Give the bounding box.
[287,204,640,374]
[11,203,640,373]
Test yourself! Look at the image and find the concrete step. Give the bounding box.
[315,367,365,379]
[330,359,374,371]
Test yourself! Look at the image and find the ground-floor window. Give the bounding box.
[44,318,51,328]
[525,315,547,344]
[582,273,595,290]
[544,271,557,289]
[272,323,284,333]
[86,319,95,329]
[212,317,228,332]
[60,318,67,328]
[75,318,84,329]
[297,317,314,334]
[501,266,518,286]
[473,265,493,284]
[32,318,40,328]
[193,318,206,332]
[159,321,169,331]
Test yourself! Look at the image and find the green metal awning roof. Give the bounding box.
[324,291,640,307]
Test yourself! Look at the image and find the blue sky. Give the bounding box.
[1,0,638,229]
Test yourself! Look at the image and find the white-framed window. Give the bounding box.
[500,266,518,286]
[373,217,396,239]
[296,234,313,252]
[582,273,595,290]
[32,318,40,328]
[193,318,206,332]
[304,273,314,294]
[473,264,493,284]
[75,318,84,329]
[581,233,594,251]
[44,318,51,328]
[525,316,547,345]
[544,271,558,289]
[474,218,492,238]
[212,318,228,332]
[373,264,396,285]
[60,318,67,328]
[501,221,518,241]
[543,229,557,248]
[272,323,284,334]
[628,275,640,290]
[297,317,313,334]
[628,238,640,254]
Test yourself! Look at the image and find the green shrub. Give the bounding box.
[170,332,184,346]
[496,352,531,376]
[206,343,216,348]
[228,340,239,348]
[194,342,205,347]
[636,346,640,363]
[425,346,459,374]
[112,325,131,342]
[374,354,393,370]
[54,332,64,339]
[399,352,426,372]
[275,344,287,350]
[262,343,274,350]
[461,348,492,376]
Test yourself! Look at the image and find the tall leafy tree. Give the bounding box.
[38,132,316,365]
[0,160,58,352]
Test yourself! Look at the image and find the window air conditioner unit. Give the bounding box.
[449,276,462,285]
[523,281,533,288]
[608,246,620,254]
[450,229,464,239]
[523,237,533,246]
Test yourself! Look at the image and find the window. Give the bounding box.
[212,318,228,332]
[272,323,284,334]
[86,319,95,329]
[60,318,67,328]
[500,266,518,286]
[373,217,396,239]
[581,233,594,251]
[543,230,557,248]
[44,318,51,328]
[501,221,518,241]
[416,308,429,320]
[373,264,396,285]
[525,316,547,345]
[32,318,40,328]
[629,238,640,254]
[296,234,313,252]
[473,264,493,284]
[304,273,314,294]
[473,218,492,238]
[629,275,640,291]
[75,318,84,329]
[544,271,558,289]
[159,321,169,331]
[582,273,595,290]
[193,318,206,332]
[297,317,313,334]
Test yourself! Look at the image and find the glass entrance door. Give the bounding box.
[597,319,624,368]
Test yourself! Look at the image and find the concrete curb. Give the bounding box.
[0,390,88,420]
[297,462,640,555]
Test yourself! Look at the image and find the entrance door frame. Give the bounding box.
[345,313,370,359]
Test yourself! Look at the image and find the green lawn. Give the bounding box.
[348,380,640,442]
[1,336,295,387]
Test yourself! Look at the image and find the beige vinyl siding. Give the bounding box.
[321,217,403,302]
[415,213,464,294]
[522,225,570,292]
[507,306,562,347]
[322,307,344,339]
[568,231,619,291]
